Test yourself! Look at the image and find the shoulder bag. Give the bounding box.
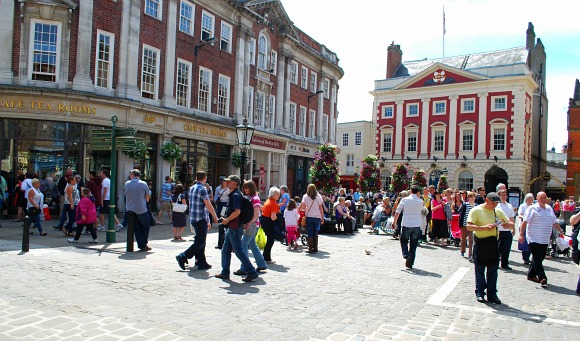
[301,198,315,227]
[473,210,500,264]
[172,194,188,213]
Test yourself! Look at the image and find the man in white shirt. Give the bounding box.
[497,189,515,270]
[393,185,426,269]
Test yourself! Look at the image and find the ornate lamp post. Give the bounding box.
[235,117,255,181]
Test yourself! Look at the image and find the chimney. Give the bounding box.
[386,41,403,78]
[526,22,535,50]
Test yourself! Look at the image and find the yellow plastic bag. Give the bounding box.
[256,227,266,250]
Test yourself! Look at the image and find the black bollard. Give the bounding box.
[127,212,136,252]
[22,216,30,253]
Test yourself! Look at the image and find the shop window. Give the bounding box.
[30,20,61,82]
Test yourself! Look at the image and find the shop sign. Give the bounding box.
[143,114,163,128]
[183,123,228,138]
[252,135,285,150]
[289,144,312,154]
[0,98,97,115]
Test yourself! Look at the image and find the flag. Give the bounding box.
[443,6,446,36]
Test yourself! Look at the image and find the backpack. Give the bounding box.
[239,192,254,225]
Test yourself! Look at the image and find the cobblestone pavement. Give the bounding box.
[0,219,579,340]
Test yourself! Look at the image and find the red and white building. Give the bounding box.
[371,23,547,195]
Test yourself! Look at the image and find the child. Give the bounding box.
[283,199,300,250]
[68,187,98,244]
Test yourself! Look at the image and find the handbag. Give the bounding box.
[172,195,188,213]
[28,206,41,216]
[301,199,315,227]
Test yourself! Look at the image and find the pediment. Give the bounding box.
[243,0,299,40]
[393,63,488,90]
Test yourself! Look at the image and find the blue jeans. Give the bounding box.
[57,203,68,227]
[131,211,150,250]
[182,219,209,266]
[240,227,267,272]
[306,217,320,238]
[221,227,257,277]
[64,205,77,233]
[498,231,513,268]
[474,248,499,298]
[400,226,421,265]
[30,212,43,233]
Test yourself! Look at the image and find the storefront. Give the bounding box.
[287,143,316,198]
[249,134,287,199]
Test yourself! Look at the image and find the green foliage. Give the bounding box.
[308,144,340,194]
[160,141,183,163]
[122,140,147,160]
[357,155,381,193]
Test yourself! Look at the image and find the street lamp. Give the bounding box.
[308,90,324,104]
[236,117,255,181]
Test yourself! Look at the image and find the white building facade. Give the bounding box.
[336,121,373,189]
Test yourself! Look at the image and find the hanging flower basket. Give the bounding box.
[391,163,408,193]
[160,141,183,163]
[357,155,381,194]
[308,143,340,195]
[412,168,427,189]
[122,140,147,160]
[437,175,449,191]
[232,151,250,168]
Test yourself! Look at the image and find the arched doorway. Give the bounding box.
[429,169,444,189]
[485,165,508,193]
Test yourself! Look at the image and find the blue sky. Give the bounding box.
[283,0,580,151]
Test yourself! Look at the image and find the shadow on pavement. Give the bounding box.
[406,268,442,277]
[118,250,150,260]
[491,304,548,323]
[543,283,579,296]
[219,278,265,295]
[306,250,330,259]
[266,263,290,272]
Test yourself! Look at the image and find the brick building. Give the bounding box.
[370,23,547,198]
[0,0,343,207]
[566,79,580,198]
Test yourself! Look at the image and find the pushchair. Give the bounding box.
[549,219,571,257]
[371,215,394,235]
[449,214,461,247]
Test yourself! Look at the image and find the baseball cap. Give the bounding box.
[486,192,501,203]
[224,174,241,186]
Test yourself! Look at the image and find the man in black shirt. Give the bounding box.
[475,187,486,206]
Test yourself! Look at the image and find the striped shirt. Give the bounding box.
[497,202,515,232]
[461,202,475,227]
[161,181,173,201]
[189,182,210,223]
[523,203,557,244]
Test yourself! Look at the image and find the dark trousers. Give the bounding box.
[131,211,151,250]
[498,231,513,268]
[337,216,353,234]
[261,217,276,262]
[64,205,77,233]
[400,226,421,266]
[528,242,548,281]
[215,202,227,248]
[183,219,209,265]
[74,223,97,241]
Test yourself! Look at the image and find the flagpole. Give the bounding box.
[443,5,445,62]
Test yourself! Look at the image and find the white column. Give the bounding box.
[283,60,291,131]
[116,0,141,99]
[161,0,178,108]
[233,27,249,120]
[330,83,337,144]
[394,100,404,159]
[419,98,430,158]
[477,93,488,159]
[240,31,252,124]
[72,0,94,91]
[317,79,324,143]
[448,95,458,159]
[275,51,286,131]
[0,1,15,84]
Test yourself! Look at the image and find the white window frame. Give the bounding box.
[95,30,114,89]
[381,170,392,191]
[405,128,418,153]
[457,170,474,191]
[29,19,61,83]
[255,91,265,127]
[301,66,308,89]
[492,127,506,151]
[432,127,446,153]
[433,100,446,115]
[257,34,269,70]
[342,133,349,147]
[201,11,215,42]
[197,66,212,112]
[175,59,192,108]
[322,114,329,142]
[247,87,254,119]
[289,103,297,135]
[323,78,330,99]
[406,103,419,117]
[249,38,256,65]
[217,74,230,117]
[268,95,275,130]
[220,21,232,53]
[299,106,307,137]
[355,132,362,146]
[289,61,298,84]
[492,95,507,111]
[179,1,194,35]
[346,154,354,174]
[270,50,277,74]
[310,71,317,93]
[145,0,162,20]
[141,44,160,100]
[382,130,393,152]
[383,105,394,119]
[309,109,316,138]
[461,98,475,113]
[461,127,474,151]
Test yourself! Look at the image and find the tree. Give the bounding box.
[357,155,381,194]
[309,144,340,195]
[391,163,409,193]
[412,168,427,189]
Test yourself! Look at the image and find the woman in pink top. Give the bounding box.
[68,187,98,243]
[431,191,448,246]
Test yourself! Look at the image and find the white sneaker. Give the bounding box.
[89,239,98,244]
[115,224,124,232]
[68,238,78,243]
[97,225,102,230]
[98,226,107,231]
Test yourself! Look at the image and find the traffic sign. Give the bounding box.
[116,128,136,137]
[91,137,112,143]
[92,129,112,137]
[90,145,112,151]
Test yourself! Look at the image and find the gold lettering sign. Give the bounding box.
[184,123,227,138]
[143,115,156,124]
[0,98,97,115]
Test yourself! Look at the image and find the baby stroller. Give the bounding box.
[449,214,461,247]
[549,219,571,257]
[371,215,394,235]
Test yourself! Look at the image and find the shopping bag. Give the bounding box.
[256,227,266,250]
[556,235,572,251]
[43,204,51,221]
